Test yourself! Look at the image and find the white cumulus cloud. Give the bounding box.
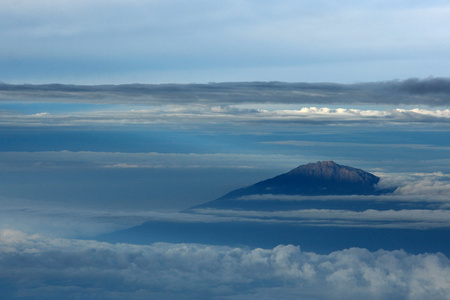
[1,105,450,127]
[0,230,449,300]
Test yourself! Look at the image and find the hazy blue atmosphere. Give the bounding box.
[2,1,450,84]
[1,1,450,299]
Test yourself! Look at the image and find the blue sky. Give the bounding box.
[1,0,450,83]
[1,1,450,299]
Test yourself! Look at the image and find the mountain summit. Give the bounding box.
[285,161,379,188]
[204,161,384,204]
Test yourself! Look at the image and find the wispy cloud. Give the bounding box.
[237,193,450,204]
[263,140,450,151]
[1,104,449,127]
[0,230,449,300]
[0,207,208,238]
[0,150,304,171]
[191,208,450,229]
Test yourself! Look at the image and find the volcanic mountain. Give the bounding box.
[99,161,449,256]
[191,161,391,210]
[226,161,380,196]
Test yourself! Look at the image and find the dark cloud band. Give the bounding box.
[1,78,450,106]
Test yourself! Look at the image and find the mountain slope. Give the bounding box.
[191,161,390,210]
[226,161,380,196]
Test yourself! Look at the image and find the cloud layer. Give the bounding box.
[2,78,450,105]
[0,150,302,171]
[1,230,449,300]
[190,208,450,229]
[1,104,450,128]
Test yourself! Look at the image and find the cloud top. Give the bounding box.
[0,230,449,300]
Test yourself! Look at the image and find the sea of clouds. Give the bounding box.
[1,229,449,300]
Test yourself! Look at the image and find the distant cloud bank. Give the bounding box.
[2,107,449,127]
[1,78,450,106]
[1,230,449,300]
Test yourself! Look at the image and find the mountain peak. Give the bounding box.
[286,161,378,185]
[209,161,384,202]
[288,161,339,174]
[189,161,394,211]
